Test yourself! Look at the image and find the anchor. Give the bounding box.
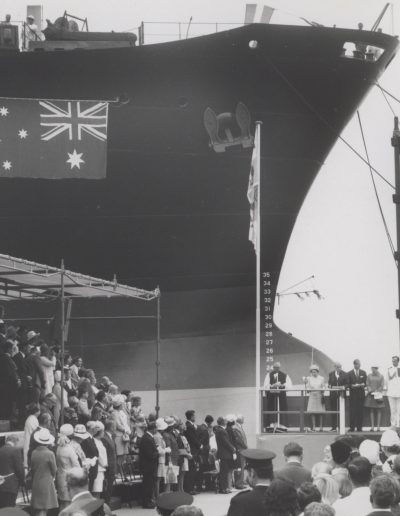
[204,102,253,153]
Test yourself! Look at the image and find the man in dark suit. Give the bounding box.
[227,449,275,516]
[25,345,46,403]
[139,420,158,508]
[232,414,248,489]
[327,362,348,431]
[184,409,201,494]
[214,416,236,494]
[102,419,117,503]
[0,340,20,421]
[13,340,32,426]
[347,358,367,432]
[80,421,99,492]
[263,362,292,427]
[0,434,25,508]
[275,442,312,487]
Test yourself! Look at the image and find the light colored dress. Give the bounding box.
[111,408,131,456]
[56,442,80,501]
[93,437,108,493]
[70,439,86,466]
[306,375,326,412]
[41,355,56,395]
[154,431,167,480]
[23,414,39,468]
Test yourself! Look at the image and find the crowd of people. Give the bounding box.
[4,322,400,515]
[0,321,253,514]
[264,359,400,432]
[227,430,400,516]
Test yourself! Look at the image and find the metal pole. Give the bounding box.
[255,121,262,435]
[391,117,400,353]
[60,259,65,427]
[155,288,161,417]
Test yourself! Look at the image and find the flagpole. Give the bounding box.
[255,121,262,437]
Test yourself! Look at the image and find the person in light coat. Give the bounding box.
[31,428,58,516]
[110,395,131,467]
[56,425,80,509]
[386,356,400,427]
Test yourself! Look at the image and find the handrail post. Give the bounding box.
[339,390,346,434]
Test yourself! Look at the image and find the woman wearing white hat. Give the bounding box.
[30,428,58,516]
[154,418,171,497]
[110,394,131,467]
[56,424,79,509]
[305,364,326,432]
[92,421,108,497]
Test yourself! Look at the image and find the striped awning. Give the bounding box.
[0,254,159,301]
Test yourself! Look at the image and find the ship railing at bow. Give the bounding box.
[259,387,346,435]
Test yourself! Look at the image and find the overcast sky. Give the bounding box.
[5,0,400,373]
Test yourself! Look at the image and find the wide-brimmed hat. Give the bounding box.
[59,424,74,437]
[74,424,90,440]
[34,428,55,446]
[156,417,168,431]
[112,394,125,407]
[27,330,40,341]
[381,429,400,448]
[309,364,319,372]
[164,416,175,427]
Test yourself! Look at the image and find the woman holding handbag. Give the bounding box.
[305,365,326,432]
[176,421,192,492]
[110,394,131,468]
[364,366,385,432]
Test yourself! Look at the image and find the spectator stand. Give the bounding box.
[0,253,162,425]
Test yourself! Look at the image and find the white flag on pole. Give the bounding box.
[247,124,260,253]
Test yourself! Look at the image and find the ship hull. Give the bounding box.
[0,24,397,392]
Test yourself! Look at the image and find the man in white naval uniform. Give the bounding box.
[387,356,400,427]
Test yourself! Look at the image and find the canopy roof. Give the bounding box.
[0,254,159,301]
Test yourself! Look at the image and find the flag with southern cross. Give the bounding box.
[0,98,109,179]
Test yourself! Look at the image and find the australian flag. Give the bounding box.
[0,98,109,179]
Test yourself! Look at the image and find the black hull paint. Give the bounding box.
[0,24,397,389]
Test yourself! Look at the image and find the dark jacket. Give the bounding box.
[275,461,312,487]
[13,351,30,387]
[185,420,201,456]
[227,485,269,516]
[0,443,25,494]
[214,425,235,460]
[26,353,46,390]
[81,436,99,490]
[101,432,117,477]
[347,369,367,391]
[139,432,158,474]
[328,370,348,389]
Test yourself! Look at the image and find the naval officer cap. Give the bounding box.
[156,492,194,512]
[241,448,276,468]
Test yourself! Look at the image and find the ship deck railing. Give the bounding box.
[260,387,346,435]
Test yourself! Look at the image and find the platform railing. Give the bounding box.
[260,387,346,435]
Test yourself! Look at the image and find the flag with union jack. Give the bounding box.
[0,98,109,179]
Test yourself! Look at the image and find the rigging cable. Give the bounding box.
[265,57,395,190]
[376,83,398,117]
[376,84,400,107]
[278,275,315,295]
[356,110,397,265]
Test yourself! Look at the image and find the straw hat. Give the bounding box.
[74,424,90,440]
[156,418,168,431]
[59,424,74,437]
[112,394,125,408]
[34,428,55,446]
